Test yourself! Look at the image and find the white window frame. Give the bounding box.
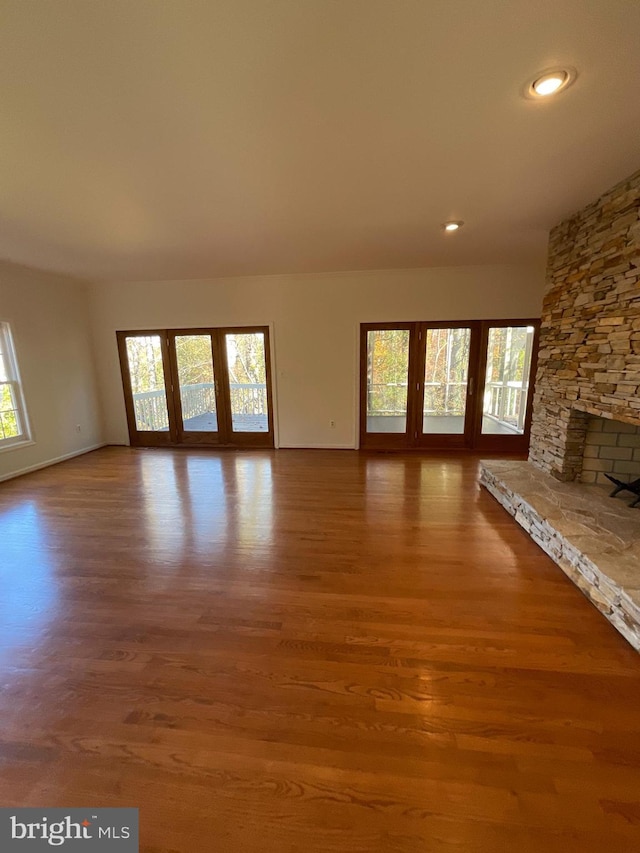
[0,321,32,452]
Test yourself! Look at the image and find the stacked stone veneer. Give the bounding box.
[529,169,640,481]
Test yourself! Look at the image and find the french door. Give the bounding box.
[117,327,274,448]
[360,320,539,451]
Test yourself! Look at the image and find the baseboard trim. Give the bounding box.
[279,444,357,450]
[0,443,108,483]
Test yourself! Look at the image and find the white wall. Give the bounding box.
[0,261,103,480]
[89,264,545,448]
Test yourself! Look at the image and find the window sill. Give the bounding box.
[0,437,35,454]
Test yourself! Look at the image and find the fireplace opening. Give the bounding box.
[580,416,640,507]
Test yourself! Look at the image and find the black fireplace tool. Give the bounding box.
[604,473,640,508]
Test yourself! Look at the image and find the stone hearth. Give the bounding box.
[480,459,640,650]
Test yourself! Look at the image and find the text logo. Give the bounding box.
[0,809,138,851]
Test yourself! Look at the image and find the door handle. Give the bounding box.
[468,377,474,396]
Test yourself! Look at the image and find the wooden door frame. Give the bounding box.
[358,318,541,452]
[359,323,416,451]
[472,319,541,453]
[117,326,275,449]
[217,326,276,449]
[116,330,178,446]
[166,329,226,446]
[413,321,482,450]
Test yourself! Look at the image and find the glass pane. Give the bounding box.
[125,336,169,432]
[0,382,21,439]
[225,332,269,432]
[175,335,218,432]
[366,329,410,433]
[0,345,8,382]
[482,326,534,435]
[423,328,470,434]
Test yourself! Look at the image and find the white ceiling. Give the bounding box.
[1,0,639,282]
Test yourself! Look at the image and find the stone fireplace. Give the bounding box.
[528,166,640,478]
[480,169,640,649]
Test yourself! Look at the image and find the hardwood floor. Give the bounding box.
[1,447,639,852]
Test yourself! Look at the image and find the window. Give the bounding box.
[0,322,31,450]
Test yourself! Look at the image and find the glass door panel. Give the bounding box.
[365,329,410,434]
[481,325,535,436]
[119,332,176,446]
[422,327,471,435]
[360,320,538,451]
[118,327,274,449]
[125,335,170,433]
[224,332,270,434]
[174,334,218,433]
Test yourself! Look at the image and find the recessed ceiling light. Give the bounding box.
[443,221,463,232]
[534,73,566,95]
[526,67,577,99]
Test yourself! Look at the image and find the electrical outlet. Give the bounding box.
[329,419,336,428]
[76,424,82,433]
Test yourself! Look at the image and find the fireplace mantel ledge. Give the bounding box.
[479,459,640,651]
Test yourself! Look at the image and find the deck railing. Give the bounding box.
[423,381,466,416]
[367,382,467,416]
[368,380,528,430]
[134,380,525,432]
[228,383,268,418]
[484,380,527,430]
[367,383,408,416]
[133,383,267,431]
[132,389,171,432]
[179,382,216,422]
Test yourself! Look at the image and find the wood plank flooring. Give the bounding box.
[0,447,639,852]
